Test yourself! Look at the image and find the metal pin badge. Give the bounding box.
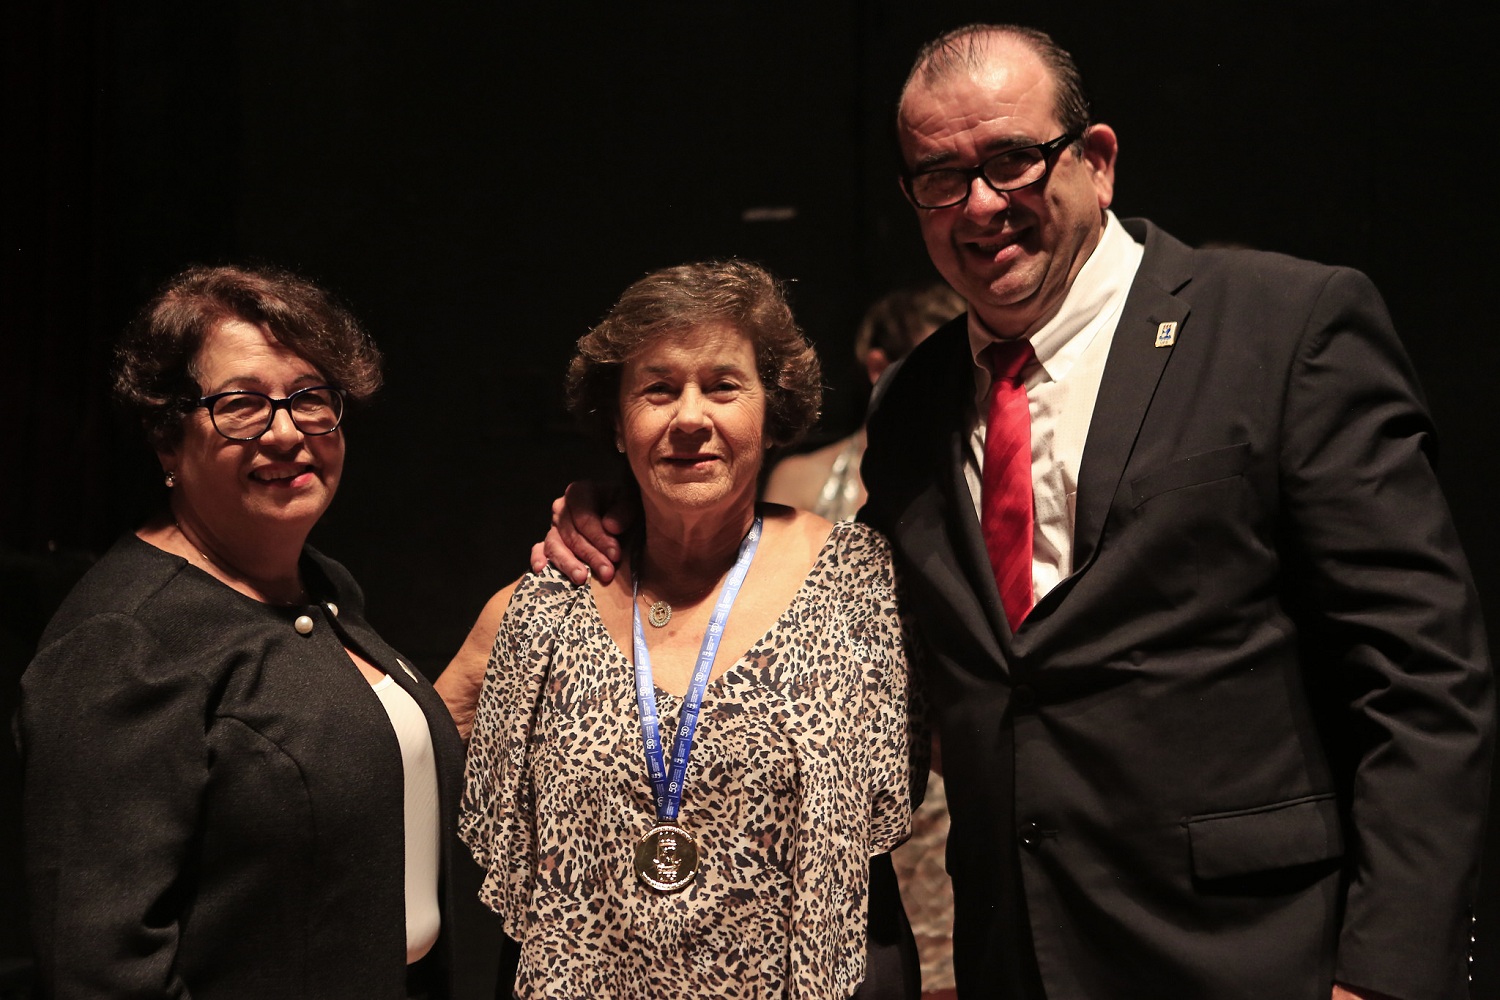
[1154,322,1177,348]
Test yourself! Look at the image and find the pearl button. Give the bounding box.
[294,615,314,635]
[326,602,339,617]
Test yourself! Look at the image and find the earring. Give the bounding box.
[164,471,178,488]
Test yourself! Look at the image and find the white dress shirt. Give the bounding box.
[965,211,1144,602]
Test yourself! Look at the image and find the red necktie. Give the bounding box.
[981,339,1037,631]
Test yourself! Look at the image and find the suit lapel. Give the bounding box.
[1070,221,1194,573]
[892,322,1013,661]
[936,356,1015,649]
[925,326,1016,654]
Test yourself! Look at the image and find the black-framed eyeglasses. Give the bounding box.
[902,131,1081,210]
[195,385,347,441]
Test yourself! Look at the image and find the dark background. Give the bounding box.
[3,3,1496,998]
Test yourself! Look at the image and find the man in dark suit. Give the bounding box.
[861,22,1492,1000]
[529,22,1493,1000]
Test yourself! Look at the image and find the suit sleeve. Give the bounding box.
[21,614,207,999]
[1279,267,1494,1000]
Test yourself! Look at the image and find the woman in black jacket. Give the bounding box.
[20,264,465,999]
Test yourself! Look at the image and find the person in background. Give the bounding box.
[531,22,1493,1000]
[444,259,926,999]
[764,280,965,522]
[764,280,965,1000]
[20,264,465,999]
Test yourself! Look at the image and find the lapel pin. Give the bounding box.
[1154,321,1178,348]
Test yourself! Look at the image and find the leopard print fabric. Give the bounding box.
[460,520,924,999]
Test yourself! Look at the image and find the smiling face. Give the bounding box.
[898,35,1117,337]
[160,319,345,547]
[617,323,766,521]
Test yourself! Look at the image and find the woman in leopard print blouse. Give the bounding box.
[442,260,928,999]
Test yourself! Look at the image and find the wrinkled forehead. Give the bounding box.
[898,57,1060,169]
[621,321,758,377]
[894,78,1062,170]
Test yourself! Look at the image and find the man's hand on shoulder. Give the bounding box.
[528,480,633,585]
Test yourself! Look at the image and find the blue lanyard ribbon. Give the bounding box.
[631,516,762,822]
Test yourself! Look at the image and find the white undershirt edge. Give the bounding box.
[371,672,443,964]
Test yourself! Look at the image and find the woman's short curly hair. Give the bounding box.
[114,263,383,450]
[565,260,821,448]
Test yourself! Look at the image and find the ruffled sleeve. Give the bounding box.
[839,521,929,855]
[458,568,586,939]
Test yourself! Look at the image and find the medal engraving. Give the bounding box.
[633,823,699,893]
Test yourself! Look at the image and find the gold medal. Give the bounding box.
[633,822,699,893]
[647,600,672,627]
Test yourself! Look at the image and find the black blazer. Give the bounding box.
[20,535,467,999]
[861,219,1493,1000]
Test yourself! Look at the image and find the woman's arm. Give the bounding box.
[435,580,519,743]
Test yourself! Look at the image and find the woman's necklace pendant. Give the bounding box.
[647,600,672,628]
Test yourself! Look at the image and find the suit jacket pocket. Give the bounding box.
[1130,442,1251,508]
[1186,793,1344,880]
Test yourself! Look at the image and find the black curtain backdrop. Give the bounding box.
[4,3,1497,998]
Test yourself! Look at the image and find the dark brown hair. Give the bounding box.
[899,24,1091,148]
[565,259,821,448]
[114,264,383,449]
[854,281,966,364]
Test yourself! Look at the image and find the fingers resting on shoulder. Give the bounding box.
[529,480,633,584]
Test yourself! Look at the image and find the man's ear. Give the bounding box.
[1080,123,1118,211]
